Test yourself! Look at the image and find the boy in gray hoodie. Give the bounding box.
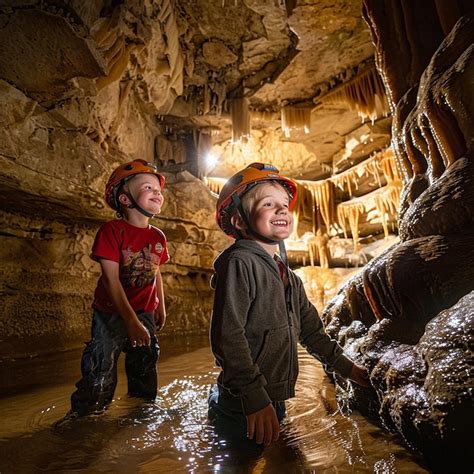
[208,162,369,446]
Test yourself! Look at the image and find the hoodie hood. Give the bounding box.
[214,239,277,271]
[211,239,279,290]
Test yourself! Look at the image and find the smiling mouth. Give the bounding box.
[271,220,288,227]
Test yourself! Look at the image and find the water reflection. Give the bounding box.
[0,336,427,472]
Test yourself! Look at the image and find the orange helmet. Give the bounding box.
[216,162,297,237]
[105,159,165,211]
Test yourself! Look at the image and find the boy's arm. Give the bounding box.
[210,257,272,415]
[154,267,166,331]
[296,276,368,383]
[99,258,151,346]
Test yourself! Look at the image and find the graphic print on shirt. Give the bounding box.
[120,244,160,288]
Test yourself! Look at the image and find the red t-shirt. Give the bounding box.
[91,219,169,314]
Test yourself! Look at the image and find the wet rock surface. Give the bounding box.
[323,11,474,471]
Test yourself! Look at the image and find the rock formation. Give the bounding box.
[321,4,474,471]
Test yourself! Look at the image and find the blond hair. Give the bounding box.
[240,181,288,216]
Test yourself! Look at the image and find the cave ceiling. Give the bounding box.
[0,0,388,187]
[175,0,383,180]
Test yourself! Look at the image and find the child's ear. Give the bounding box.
[231,213,247,231]
[118,193,132,207]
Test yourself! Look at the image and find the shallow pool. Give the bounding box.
[0,335,428,472]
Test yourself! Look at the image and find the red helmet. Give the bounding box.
[216,162,297,237]
[105,159,165,211]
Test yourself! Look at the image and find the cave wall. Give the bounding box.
[0,2,229,360]
[322,2,474,471]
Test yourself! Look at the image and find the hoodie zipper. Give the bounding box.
[285,272,295,395]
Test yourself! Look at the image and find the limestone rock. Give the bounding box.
[202,41,237,70]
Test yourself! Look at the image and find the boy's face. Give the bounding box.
[123,173,164,215]
[245,182,293,242]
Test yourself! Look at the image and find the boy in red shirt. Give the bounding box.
[66,159,169,419]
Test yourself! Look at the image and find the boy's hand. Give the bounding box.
[348,363,371,387]
[246,404,280,445]
[126,319,151,347]
[154,310,166,331]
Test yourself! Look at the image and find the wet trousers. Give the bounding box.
[71,310,159,416]
[208,384,286,442]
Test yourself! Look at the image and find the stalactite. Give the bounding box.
[157,0,184,98]
[96,42,136,90]
[331,170,356,197]
[307,231,331,268]
[211,81,227,116]
[410,126,429,162]
[307,181,336,232]
[230,98,251,143]
[291,184,314,239]
[203,177,226,196]
[321,65,390,122]
[118,79,134,110]
[337,202,365,250]
[404,129,428,174]
[374,184,402,238]
[155,136,186,164]
[202,85,211,115]
[281,105,312,138]
[251,110,278,122]
[197,131,213,177]
[330,149,400,196]
[377,149,399,185]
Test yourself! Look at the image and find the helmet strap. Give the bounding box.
[231,194,290,269]
[122,190,155,218]
[231,194,279,245]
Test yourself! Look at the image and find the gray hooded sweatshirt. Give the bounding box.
[210,239,354,416]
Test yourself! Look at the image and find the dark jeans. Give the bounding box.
[71,310,159,416]
[208,384,286,442]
